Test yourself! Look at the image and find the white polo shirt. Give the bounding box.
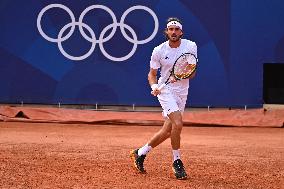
[150,39,197,96]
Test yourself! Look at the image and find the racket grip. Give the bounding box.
[157,83,166,91]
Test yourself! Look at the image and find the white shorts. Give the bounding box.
[157,88,188,118]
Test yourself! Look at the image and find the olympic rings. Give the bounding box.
[37,4,159,61]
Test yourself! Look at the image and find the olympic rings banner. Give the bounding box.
[37,4,159,62]
[1,0,284,107]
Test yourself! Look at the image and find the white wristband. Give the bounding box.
[151,84,158,91]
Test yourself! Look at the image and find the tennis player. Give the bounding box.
[130,17,197,180]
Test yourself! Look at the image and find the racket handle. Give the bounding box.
[157,83,166,91]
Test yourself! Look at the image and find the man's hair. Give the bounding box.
[166,17,182,25]
[164,17,183,39]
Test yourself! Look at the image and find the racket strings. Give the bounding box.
[173,54,197,79]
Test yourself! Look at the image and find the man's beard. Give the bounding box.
[169,34,181,42]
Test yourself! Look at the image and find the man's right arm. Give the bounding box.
[148,68,158,86]
[148,68,160,96]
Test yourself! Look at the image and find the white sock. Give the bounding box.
[172,149,181,161]
[138,144,152,156]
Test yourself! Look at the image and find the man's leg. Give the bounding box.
[148,118,172,148]
[130,119,172,173]
[168,111,187,180]
[168,111,183,150]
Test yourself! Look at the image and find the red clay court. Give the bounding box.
[0,105,283,188]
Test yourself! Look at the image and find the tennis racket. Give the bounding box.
[157,52,197,91]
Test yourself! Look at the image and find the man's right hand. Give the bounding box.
[151,84,161,96]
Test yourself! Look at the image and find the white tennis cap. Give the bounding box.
[167,21,182,30]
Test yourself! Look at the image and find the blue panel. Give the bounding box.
[230,0,284,107]
[1,0,284,107]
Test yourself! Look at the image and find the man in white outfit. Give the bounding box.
[130,17,197,180]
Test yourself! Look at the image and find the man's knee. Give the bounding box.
[172,120,183,131]
[168,111,183,131]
